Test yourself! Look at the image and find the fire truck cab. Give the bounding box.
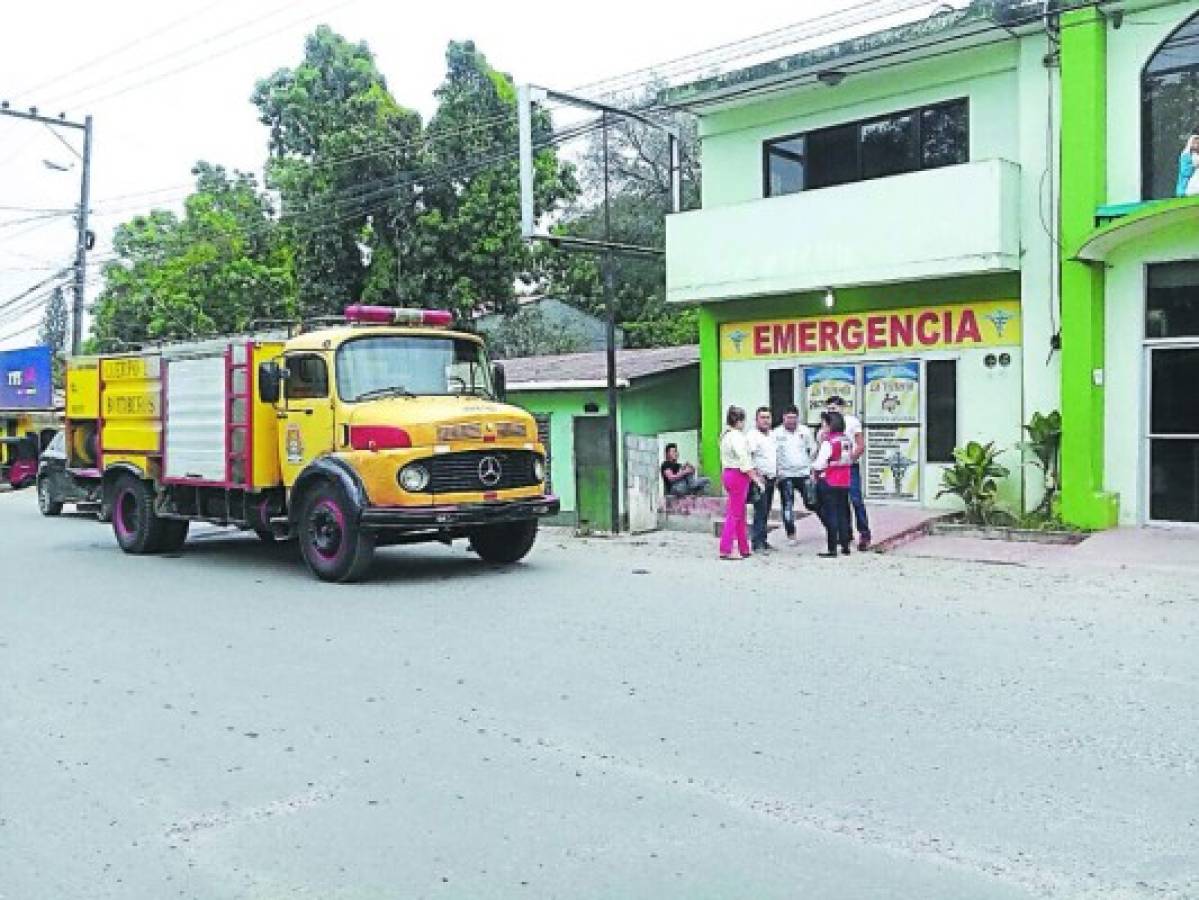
[66,306,558,582]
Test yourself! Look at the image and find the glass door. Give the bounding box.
[1147,345,1199,523]
[797,360,923,503]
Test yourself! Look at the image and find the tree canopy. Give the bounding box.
[88,30,699,352]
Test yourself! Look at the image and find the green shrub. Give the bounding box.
[937,441,1011,525]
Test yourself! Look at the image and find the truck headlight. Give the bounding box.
[533,455,545,483]
[398,464,430,492]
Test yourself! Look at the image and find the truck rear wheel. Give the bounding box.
[112,474,171,554]
[469,520,538,565]
[298,482,375,583]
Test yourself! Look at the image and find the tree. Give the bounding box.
[483,307,585,359]
[39,285,68,354]
[39,285,69,388]
[401,41,578,319]
[89,163,296,350]
[252,25,424,317]
[537,82,701,347]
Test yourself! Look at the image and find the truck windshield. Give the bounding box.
[336,335,494,402]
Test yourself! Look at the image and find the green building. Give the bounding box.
[502,347,701,531]
[665,0,1199,528]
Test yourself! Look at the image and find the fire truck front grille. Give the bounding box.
[425,450,540,493]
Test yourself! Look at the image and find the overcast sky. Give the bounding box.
[0,0,948,349]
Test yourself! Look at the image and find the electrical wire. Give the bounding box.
[44,0,362,112]
[8,0,231,103]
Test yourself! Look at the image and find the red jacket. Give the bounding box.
[817,433,853,489]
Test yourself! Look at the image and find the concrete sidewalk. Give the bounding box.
[892,523,1199,573]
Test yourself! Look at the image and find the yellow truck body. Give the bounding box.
[67,308,557,581]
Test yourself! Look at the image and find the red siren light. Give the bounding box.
[344,305,454,327]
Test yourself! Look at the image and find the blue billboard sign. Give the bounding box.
[0,346,53,410]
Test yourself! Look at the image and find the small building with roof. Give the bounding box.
[500,345,701,531]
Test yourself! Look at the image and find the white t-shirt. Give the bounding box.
[747,428,778,479]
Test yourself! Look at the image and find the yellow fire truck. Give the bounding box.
[63,305,557,581]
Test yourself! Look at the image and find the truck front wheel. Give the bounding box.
[469,520,538,565]
[298,482,375,583]
[111,474,171,554]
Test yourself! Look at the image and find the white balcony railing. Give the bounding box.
[666,158,1021,303]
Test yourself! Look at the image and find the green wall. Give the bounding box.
[1058,7,1120,529]
[510,370,702,521]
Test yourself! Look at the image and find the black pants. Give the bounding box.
[750,478,776,549]
[817,480,851,553]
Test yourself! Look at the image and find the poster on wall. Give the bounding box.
[802,366,857,425]
[863,361,920,425]
[865,425,921,501]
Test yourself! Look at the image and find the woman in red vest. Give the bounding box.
[812,410,854,558]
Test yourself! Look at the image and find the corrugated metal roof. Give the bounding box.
[502,345,699,387]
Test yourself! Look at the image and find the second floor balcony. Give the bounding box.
[666,158,1021,304]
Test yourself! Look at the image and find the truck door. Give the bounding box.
[278,352,335,486]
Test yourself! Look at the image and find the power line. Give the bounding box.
[45,0,362,112]
[9,1,231,103]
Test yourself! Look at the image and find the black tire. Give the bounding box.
[157,519,190,552]
[469,519,538,565]
[297,482,375,582]
[253,527,277,544]
[37,478,63,517]
[111,474,171,554]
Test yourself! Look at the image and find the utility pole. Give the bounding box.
[72,115,93,355]
[600,111,620,535]
[0,103,93,354]
[518,85,681,535]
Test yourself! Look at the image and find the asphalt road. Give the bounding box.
[1,488,1197,899]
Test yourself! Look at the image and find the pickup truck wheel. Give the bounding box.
[112,475,169,554]
[37,478,63,516]
[469,520,538,565]
[298,483,375,583]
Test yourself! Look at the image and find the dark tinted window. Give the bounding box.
[806,124,860,189]
[926,360,957,463]
[764,135,805,196]
[921,102,970,168]
[1142,13,1199,200]
[763,99,968,197]
[1147,262,1199,339]
[862,112,918,180]
[769,368,795,428]
[1151,348,1199,435]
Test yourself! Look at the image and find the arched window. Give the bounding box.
[1143,13,1199,200]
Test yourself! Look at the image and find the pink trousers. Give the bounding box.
[720,468,752,557]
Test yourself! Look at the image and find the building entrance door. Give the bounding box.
[798,360,923,503]
[1146,345,1199,523]
[574,416,614,532]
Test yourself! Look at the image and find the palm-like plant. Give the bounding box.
[1022,411,1063,516]
[937,441,1010,525]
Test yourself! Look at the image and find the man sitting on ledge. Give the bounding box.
[660,443,711,497]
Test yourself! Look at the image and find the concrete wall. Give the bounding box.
[1099,1,1199,524]
[1104,219,1199,524]
[624,434,662,533]
[1106,1,1199,205]
[697,42,1021,208]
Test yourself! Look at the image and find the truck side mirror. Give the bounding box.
[258,361,283,404]
[492,362,507,402]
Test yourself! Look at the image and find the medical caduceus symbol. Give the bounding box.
[886,450,914,496]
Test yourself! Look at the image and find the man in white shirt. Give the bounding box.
[824,395,872,550]
[747,406,779,552]
[772,404,818,544]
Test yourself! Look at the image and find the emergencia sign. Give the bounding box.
[720,301,1020,360]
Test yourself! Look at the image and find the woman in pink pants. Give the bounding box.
[718,405,762,560]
